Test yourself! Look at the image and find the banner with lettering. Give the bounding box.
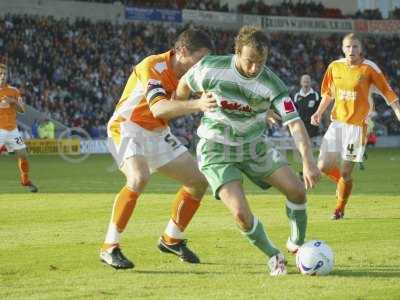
[125,6,182,23]
[242,14,354,33]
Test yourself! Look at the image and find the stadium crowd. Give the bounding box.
[1,14,399,146]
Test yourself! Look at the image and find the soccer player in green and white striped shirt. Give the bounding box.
[176,26,321,276]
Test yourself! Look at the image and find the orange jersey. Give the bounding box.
[111,50,178,132]
[0,85,22,130]
[321,58,398,126]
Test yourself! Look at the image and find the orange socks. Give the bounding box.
[102,186,139,250]
[325,166,340,183]
[18,158,30,185]
[323,167,352,212]
[336,178,353,211]
[103,187,200,250]
[162,188,201,244]
[171,188,201,230]
[112,186,139,231]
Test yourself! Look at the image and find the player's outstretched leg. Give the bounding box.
[243,216,287,276]
[157,152,207,264]
[331,178,353,220]
[219,180,286,276]
[158,188,201,263]
[100,185,138,269]
[265,166,307,254]
[285,200,307,253]
[331,161,354,220]
[15,150,38,193]
[100,156,149,269]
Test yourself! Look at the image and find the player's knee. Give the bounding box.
[126,172,150,192]
[183,173,208,194]
[340,170,352,181]
[319,162,333,175]
[15,150,27,159]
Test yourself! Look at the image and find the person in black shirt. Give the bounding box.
[293,74,321,178]
[294,74,320,139]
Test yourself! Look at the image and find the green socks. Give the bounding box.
[242,216,280,258]
[241,201,306,257]
[285,200,307,246]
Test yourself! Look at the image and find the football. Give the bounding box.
[296,240,335,276]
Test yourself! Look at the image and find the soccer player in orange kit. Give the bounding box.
[0,61,38,192]
[100,28,217,269]
[311,33,400,220]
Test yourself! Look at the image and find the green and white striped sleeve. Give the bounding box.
[263,70,300,126]
[272,94,301,126]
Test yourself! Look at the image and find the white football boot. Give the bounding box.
[268,253,287,276]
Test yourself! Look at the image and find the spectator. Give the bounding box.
[293,74,320,139]
[38,117,55,139]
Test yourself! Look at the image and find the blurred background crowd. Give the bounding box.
[1,9,399,149]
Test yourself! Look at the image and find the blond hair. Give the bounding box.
[343,33,362,45]
[234,26,269,55]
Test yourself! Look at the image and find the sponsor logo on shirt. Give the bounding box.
[220,99,252,113]
[338,89,357,101]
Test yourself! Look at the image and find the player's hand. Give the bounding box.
[198,92,217,112]
[266,110,281,126]
[310,112,322,126]
[302,161,321,190]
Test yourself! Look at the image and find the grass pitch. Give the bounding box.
[0,148,399,299]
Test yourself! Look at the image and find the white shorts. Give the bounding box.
[0,128,26,152]
[320,121,367,162]
[107,121,187,173]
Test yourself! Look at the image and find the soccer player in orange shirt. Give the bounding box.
[311,33,400,220]
[100,28,217,269]
[0,62,38,192]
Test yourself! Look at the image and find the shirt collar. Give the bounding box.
[299,87,315,97]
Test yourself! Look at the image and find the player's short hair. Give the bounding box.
[234,26,269,55]
[174,28,213,53]
[343,33,362,45]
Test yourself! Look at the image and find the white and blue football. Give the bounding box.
[296,240,334,276]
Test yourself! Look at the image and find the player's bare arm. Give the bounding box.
[174,78,192,100]
[288,119,321,189]
[150,80,216,120]
[390,100,400,121]
[265,109,281,126]
[175,79,217,112]
[310,95,333,126]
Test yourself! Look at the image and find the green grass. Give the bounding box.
[1,148,400,299]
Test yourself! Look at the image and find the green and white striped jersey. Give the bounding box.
[184,55,300,145]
